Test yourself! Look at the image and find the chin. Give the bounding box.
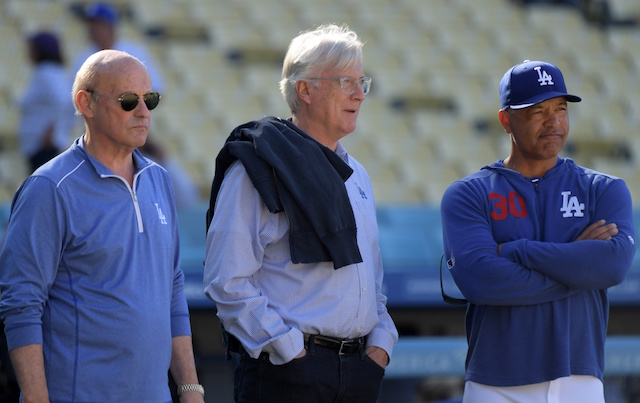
[343,122,357,134]
[133,133,149,147]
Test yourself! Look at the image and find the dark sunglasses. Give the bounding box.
[89,91,161,111]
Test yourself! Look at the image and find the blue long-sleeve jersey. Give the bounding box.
[441,158,635,387]
[0,137,192,402]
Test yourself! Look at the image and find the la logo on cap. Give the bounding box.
[534,66,554,86]
[499,59,581,110]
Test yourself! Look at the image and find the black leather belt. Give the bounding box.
[304,334,365,355]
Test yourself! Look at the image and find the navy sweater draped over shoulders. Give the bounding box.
[207,116,363,269]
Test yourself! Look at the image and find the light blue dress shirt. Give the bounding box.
[204,142,398,365]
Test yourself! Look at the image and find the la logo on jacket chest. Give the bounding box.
[560,191,584,218]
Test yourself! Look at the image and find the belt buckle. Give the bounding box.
[338,337,362,355]
[338,339,349,355]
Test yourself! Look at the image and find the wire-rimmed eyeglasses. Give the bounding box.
[305,76,372,95]
[88,90,161,111]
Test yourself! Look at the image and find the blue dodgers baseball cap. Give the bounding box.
[499,60,581,110]
[84,2,119,25]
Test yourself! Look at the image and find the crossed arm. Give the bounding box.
[442,177,635,305]
[497,219,618,255]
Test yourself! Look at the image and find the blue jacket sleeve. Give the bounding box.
[167,178,192,338]
[441,180,576,306]
[0,177,65,350]
[500,178,635,289]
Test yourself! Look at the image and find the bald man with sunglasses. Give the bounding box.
[0,50,204,402]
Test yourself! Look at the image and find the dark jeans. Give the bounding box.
[233,339,385,402]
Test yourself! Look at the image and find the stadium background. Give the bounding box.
[1,0,640,401]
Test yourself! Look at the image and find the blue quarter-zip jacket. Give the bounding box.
[0,137,191,402]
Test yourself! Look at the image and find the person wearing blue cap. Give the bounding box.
[440,60,635,402]
[71,2,165,94]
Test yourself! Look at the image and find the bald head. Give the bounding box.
[71,49,148,114]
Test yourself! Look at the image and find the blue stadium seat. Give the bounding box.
[177,202,208,274]
[376,205,443,271]
[386,335,640,377]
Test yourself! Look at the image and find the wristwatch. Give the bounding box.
[178,383,205,397]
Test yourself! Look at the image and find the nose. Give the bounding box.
[352,82,366,100]
[543,110,561,127]
[133,98,152,116]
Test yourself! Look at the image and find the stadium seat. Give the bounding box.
[177,202,208,274]
[376,205,443,270]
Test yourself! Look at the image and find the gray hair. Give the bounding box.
[279,24,364,114]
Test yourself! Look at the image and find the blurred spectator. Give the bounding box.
[18,31,75,173]
[139,139,200,209]
[71,1,165,94]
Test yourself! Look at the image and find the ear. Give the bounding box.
[498,109,511,134]
[76,90,95,118]
[295,79,312,106]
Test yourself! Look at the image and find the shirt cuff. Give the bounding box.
[366,328,396,361]
[5,323,43,350]
[171,313,192,338]
[264,327,305,365]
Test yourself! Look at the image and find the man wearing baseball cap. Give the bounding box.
[71,2,165,94]
[441,60,635,402]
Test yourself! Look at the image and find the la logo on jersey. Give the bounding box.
[534,66,554,86]
[560,191,584,218]
[155,203,168,224]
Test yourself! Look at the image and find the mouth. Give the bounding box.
[132,121,150,130]
[131,126,149,135]
[540,132,563,139]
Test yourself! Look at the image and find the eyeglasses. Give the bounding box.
[306,76,372,95]
[89,91,161,111]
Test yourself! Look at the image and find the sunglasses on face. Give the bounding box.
[89,91,161,111]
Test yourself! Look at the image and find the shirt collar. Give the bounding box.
[335,141,349,164]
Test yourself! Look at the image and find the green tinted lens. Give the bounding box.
[119,93,139,111]
[143,92,160,110]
